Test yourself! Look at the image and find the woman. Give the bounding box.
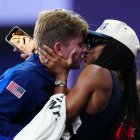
[39,19,140,140]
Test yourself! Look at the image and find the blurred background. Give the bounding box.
[0,0,140,88]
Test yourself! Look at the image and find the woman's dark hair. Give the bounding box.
[93,38,140,139]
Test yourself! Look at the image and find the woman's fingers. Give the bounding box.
[39,45,61,64]
[43,45,56,57]
[38,47,52,61]
[38,46,58,69]
[39,45,71,75]
[68,48,76,66]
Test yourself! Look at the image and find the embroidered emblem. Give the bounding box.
[98,22,108,30]
[6,81,26,99]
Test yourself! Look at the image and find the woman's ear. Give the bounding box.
[53,42,63,57]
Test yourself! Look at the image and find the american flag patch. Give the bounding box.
[6,81,26,99]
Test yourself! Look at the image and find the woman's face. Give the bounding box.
[83,44,105,67]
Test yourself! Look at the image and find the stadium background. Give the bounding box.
[0,0,140,88]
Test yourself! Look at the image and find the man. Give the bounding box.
[0,9,88,139]
[39,19,140,140]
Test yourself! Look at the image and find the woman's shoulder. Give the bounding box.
[83,64,110,77]
[80,64,112,89]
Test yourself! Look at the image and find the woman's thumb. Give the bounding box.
[68,48,76,66]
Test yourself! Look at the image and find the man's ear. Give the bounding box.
[53,42,63,57]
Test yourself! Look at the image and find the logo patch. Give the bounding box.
[98,22,109,30]
[6,81,26,99]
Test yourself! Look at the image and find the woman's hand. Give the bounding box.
[39,45,75,79]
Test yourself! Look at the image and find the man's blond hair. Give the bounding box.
[33,9,88,48]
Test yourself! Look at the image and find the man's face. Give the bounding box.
[61,36,87,69]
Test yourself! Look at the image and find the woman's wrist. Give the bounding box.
[55,73,68,82]
[54,75,68,95]
[54,82,67,95]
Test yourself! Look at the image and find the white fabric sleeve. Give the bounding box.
[14,93,82,140]
[62,116,82,140]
